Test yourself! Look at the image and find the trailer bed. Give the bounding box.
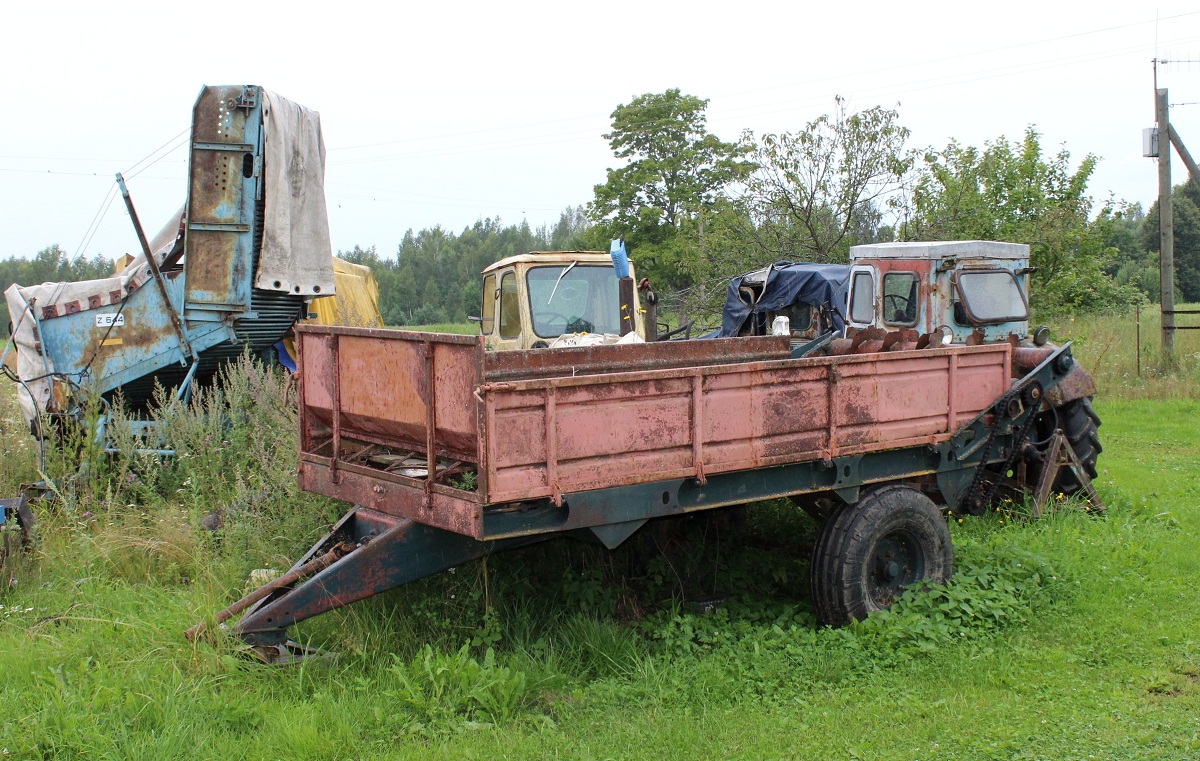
[295,326,1011,540]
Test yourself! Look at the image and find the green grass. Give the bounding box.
[1,321,1199,759]
[391,322,478,335]
[1042,303,1200,399]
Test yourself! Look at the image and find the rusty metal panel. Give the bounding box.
[298,457,482,538]
[184,229,251,303]
[481,344,1012,503]
[184,85,260,309]
[485,376,698,501]
[34,268,231,399]
[482,334,790,381]
[703,363,831,468]
[298,327,479,461]
[297,329,334,444]
[296,325,1010,534]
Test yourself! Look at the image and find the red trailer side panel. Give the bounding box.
[480,344,1010,503]
[295,325,1011,538]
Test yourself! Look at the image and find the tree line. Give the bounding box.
[336,211,589,327]
[4,90,1196,335]
[579,90,1184,321]
[1,246,116,337]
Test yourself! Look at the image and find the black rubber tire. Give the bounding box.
[1061,396,1102,481]
[1035,396,1102,495]
[809,485,953,626]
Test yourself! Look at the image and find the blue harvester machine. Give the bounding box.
[2,84,334,537]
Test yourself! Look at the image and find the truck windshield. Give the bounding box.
[527,265,621,337]
[956,270,1028,323]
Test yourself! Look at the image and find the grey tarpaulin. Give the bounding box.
[719,262,851,337]
[254,90,335,295]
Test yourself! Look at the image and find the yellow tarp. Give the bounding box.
[306,258,384,328]
[280,258,384,367]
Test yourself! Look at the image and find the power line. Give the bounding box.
[711,32,1200,125]
[7,15,1199,179]
[123,129,190,180]
[0,168,181,180]
[323,32,1200,168]
[74,186,119,259]
[326,10,1200,162]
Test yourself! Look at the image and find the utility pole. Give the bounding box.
[1157,88,1175,360]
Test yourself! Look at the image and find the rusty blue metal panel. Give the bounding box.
[183,84,263,311]
[8,85,308,428]
[34,275,236,399]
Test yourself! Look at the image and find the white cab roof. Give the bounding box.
[850,240,1029,261]
[482,251,610,274]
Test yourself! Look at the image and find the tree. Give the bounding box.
[2,245,117,337]
[1142,180,1200,302]
[547,205,590,250]
[663,100,912,325]
[334,215,570,327]
[905,127,1142,313]
[1102,200,1145,275]
[736,98,914,263]
[589,89,751,291]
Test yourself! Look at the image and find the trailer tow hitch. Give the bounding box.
[187,506,548,664]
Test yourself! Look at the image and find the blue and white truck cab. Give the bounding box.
[847,240,1034,346]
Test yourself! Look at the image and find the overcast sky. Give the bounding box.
[3,1,1199,263]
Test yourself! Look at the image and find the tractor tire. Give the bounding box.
[1035,396,1102,495]
[809,485,953,627]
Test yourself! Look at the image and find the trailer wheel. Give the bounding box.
[809,485,953,626]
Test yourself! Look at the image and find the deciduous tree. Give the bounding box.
[736,98,914,263]
[589,89,751,290]
[905,128,1142,313]
[1142,181,1200,302]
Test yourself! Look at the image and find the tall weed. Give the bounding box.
[388,644,533,729]
[841,541,1061,655]
[0,380,37,493]
[1045,305,1200,399]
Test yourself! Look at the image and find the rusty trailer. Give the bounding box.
[206,325,1090,660]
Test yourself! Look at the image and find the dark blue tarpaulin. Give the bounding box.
[719,261,851,337]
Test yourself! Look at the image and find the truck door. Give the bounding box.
[492,269,526,350]
[480,272,497,341]
[846,265,876,330]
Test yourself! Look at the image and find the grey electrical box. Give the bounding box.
[1144,127,1159,158]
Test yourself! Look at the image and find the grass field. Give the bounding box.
[393,323,478,336]
[0,312,1198,759]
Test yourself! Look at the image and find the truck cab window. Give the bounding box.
[956,270,1028,323]
[526,265,620,337]
[882,272,918,326]
[784,303,813,332]
[499,272,521,339]
[849,271,874,324]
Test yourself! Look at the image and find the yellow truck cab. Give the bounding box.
[478,251,645,351]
